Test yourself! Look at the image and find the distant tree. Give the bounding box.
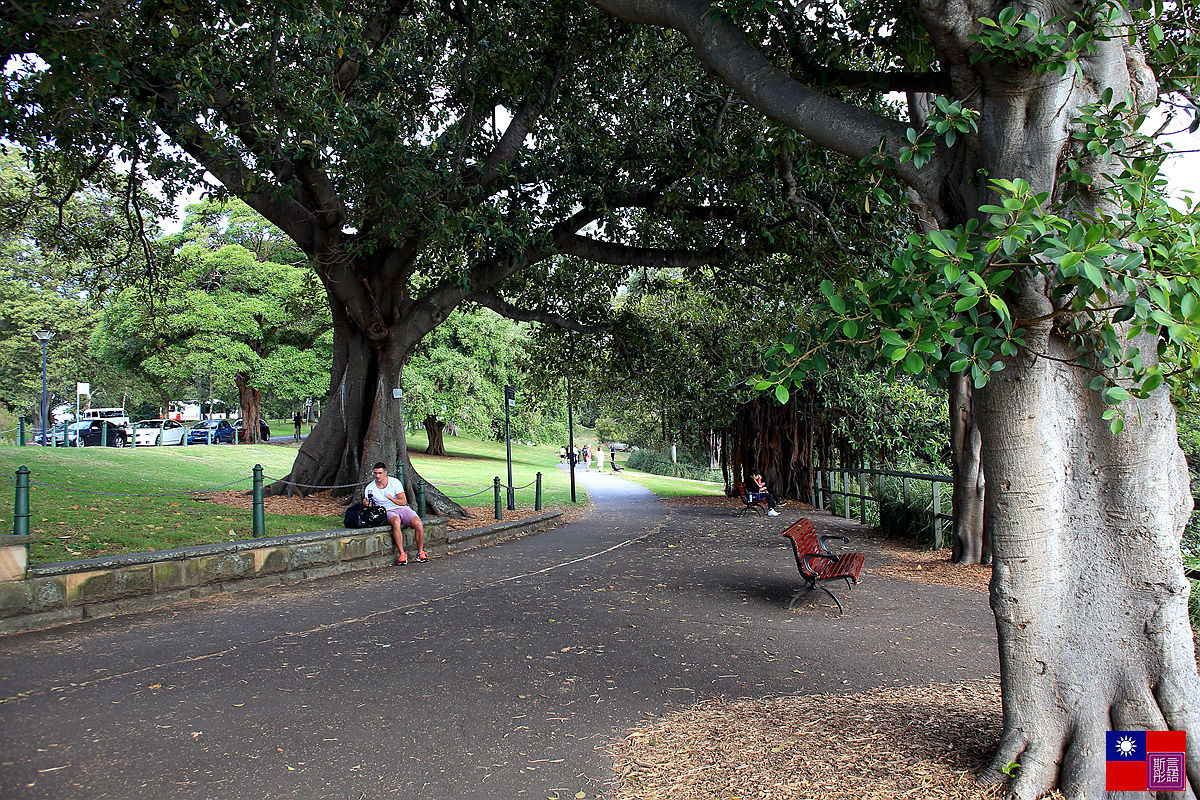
[92,242,330,440]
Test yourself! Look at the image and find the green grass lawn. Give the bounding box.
[614,467,726,498]
[0,434,590,564]
[0,444,335,564]
[0,433,727,565]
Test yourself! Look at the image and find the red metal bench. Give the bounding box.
[781,518,865,614]
[732,481,766,515]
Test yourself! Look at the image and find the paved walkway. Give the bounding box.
[0,469,997,799]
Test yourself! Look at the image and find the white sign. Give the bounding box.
[392,388,403,399]
[76,382,90,396]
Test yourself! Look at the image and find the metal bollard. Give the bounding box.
[252,464,265,538]
[493,477,502,520]
[13,465,29,536]
[102,423,107,448]
[535,472,542,511]
[416,479,426,517]
[395,459,405,488]
[130,423,137,448]
[18,416,24,447]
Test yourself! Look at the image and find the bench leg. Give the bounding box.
[787,584,846,615]
[819,585,845,615]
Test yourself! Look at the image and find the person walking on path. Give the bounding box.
[559,446,567,464]
[293,411,303,442]
[596,444,605,473]
[365,462,427,564]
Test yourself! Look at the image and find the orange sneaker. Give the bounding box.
[396,552,408,565]
[417,551,428,562]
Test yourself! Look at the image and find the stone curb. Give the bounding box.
[0,511,563,635]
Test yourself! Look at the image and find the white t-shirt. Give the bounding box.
[364,476,405,511]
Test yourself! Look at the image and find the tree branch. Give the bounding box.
[588,0,940,192]
[467,292,612,334]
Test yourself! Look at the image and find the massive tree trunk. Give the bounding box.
[949,374,988,564]
[976,317,1199,798]
[269,271,468,517]
[424,415,447,456]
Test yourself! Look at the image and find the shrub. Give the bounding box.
[872,474,947,548]
[625,448,722,482]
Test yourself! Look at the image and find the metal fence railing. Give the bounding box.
[813,465,953,549]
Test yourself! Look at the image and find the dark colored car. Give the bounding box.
[57,420,128,447]
[231,418,271,442]
[186,419,236,444]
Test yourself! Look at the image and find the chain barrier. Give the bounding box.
[442,486,498,500]
[261,474,366,491]
[26,475,253,499]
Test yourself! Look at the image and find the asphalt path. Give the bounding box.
[0,467,998,799]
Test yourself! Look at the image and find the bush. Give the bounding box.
[872,475,946,548]
[625,448,722,482]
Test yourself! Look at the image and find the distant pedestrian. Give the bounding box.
[559,446,567,464]
[596,445,605,473]
[293,411,303,442]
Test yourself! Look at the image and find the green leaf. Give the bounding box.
[774,384,790,405]
[1102,386,1132,404]
[954,295,981,312]
[1181,293,1199,321]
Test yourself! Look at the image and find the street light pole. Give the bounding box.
[33,331,54,443]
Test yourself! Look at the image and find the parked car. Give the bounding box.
[231,418,271,441]
[132,419,188,446]
[33,425,66,446]
[58,420,128,447]
[186,419,236,444]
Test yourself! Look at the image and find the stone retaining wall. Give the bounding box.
[0,511,561,635]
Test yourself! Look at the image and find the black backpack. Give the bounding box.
[344,499,388,528]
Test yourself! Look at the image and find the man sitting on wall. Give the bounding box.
[365,462,427,564]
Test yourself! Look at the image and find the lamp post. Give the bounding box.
[33,330,54,444]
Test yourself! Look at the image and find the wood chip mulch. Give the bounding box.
[871,544,993,594]
[609,678,1043,800]
[194,490,590,534]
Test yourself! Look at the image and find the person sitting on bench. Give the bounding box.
[749,472,782,517]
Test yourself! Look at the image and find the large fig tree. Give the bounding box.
[0,0,763,509]
[589,0,1200,796]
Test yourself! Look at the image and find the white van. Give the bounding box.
[80,408,131,429]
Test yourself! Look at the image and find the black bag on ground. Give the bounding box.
[344,500,388,528]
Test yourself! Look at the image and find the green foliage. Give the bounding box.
[874,476,943,547]
[761,98,1200,435]
[1178,410,1200,472]
[625,448,722,482]
[91,240,330,404]
[0,152,155,415]
[404,308,567,444]
[593,417,623,444]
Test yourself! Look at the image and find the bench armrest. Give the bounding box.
[802,552,839,573]
[818,535,849,556]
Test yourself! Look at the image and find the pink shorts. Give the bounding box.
[387,506,419,526]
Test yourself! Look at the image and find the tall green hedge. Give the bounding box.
[625,449,722,482]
